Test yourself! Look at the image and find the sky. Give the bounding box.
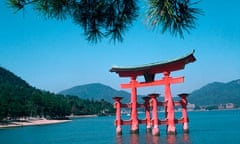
[0,0,240,96]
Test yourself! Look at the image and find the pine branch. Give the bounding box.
[6,0,202,43]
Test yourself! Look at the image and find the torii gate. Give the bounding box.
[110,50,196,135]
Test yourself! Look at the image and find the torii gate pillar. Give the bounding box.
[142,96,151,133]
[113,97,123,135]
[163,71,176,134]
[149,93,160,136]
[178,93,189,133]
[129,76,139,133]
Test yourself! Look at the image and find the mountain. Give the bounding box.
[0,67,31,88]
[0,66,72,119]
[59,83,132,103]
[188,79,240,106]
[0,66,115,119]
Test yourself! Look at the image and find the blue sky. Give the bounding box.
[0,0,239,96]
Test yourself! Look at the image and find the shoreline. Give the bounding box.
[0,114,98,129]
[66,114,98,119]
[0,118,71,129]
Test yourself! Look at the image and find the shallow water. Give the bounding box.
[0,110,240,144]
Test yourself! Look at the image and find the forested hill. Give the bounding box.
[0,67,114,121]
[59,83,131,103]
[0,67,30,88]
[188,79,240,106]
[0,66,72,120]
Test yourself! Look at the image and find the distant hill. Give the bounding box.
[188,79,240,106]
[59,80,240,106]
[59,83,132,103]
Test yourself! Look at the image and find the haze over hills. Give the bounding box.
[59,83,132,103]
[60,79,240,107]
[188,79,240,107]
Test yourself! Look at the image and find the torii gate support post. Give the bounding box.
[163,72,176,135]
[130,76,139,134]
[113,97,123,135]
[178,93,189,133]
[149,93,160,136]
[142,96,151,133]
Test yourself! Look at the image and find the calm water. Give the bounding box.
[1,110,240,144]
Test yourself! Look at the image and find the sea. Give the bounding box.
[1,110,240,144]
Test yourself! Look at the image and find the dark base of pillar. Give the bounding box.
[152,132,160,136]
[183,129,189,133]
[167,130,176,135]
[146,128,152,133]
[116,131,122,135]
[152,127,160,136]
[130,129,139,134]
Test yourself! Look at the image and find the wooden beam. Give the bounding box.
[121,76,184,89]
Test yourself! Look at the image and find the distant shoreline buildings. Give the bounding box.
[196,103,235,111]
[121,102,236,114]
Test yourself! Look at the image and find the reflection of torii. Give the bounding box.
[111,50,196,135]
[115,132,190,144]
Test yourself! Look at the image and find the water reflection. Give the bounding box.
[116,133,191,144]
[182,134,191,143]
[166,135,176,144]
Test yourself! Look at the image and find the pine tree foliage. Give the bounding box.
[146,0,202,38]
[7,0,202,42]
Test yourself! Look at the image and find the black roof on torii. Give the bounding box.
[110,50,196,80]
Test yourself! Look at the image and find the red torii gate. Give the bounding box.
[110,50,196,135]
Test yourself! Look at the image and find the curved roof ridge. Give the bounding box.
[110,50,196,77]
[111,50,195,70]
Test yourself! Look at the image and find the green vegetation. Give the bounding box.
[67,96,114,116]
[0,67,114,121]
[6,0,202,43]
